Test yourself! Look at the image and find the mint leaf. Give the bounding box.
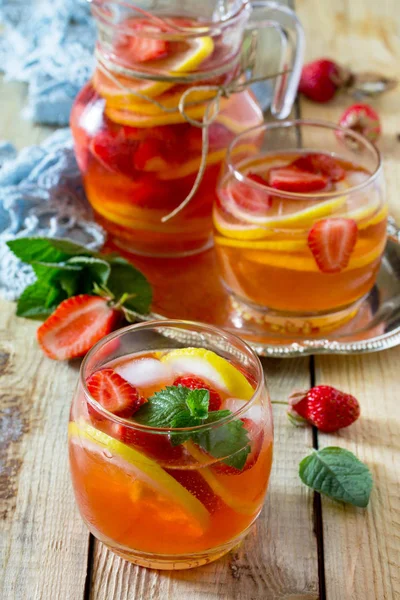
[134,385,251,470]
[16,281,66,319]
[31,261,81,284]
[186,389,209,419]
[192,413,250,470]
[299,447,373,508]
[67,257,111,289]
[106,258,152,314]
[7,237,92,264]
[134,386,192,428]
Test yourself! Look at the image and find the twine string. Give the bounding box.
[95,54,290,221]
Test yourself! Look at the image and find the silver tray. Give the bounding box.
[125,218,400,358]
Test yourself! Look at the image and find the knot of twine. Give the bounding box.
[95,51,289,222]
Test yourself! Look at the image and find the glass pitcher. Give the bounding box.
[71,0,304,257]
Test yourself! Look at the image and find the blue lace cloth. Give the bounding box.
[0,0,96,125]
[0,129,105,300]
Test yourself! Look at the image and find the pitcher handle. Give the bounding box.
[244,1,304,119]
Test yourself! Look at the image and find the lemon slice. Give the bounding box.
[245,238,386,272]
[359,203,388,230]
[214,235,307,251]
[184,441,260,515]
[157,143,258,181]
[160,348,254,400]
[94,36,214,101]
[105,98,226,127]
[225,193,348,228]
[213,208,273,241]
[69,420,210,529]
[104,86,218,115]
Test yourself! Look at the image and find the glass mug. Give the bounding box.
[213,120,387,334]
[70,0,304,257]
[68,320,273,569]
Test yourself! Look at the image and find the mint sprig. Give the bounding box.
[7,237,152,319]
[299,447,373,508]
[134,385,251,470]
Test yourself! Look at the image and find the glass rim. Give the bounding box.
[80,318,265,433]
[91,0,250,38]
[226,118,383,200]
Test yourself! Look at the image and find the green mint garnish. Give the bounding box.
[299,447,373,508]
[134,385,251,471]
[7,237,152,319]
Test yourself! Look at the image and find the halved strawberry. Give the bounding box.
[291,153,345,182]
[173,375,222,411]
[37,295,120,360]
[308,218,358,273]
[86,368,146,418]
[229,176,272,214]
[90,130,137,176]
[268,166,328,192]
[165,468,223,513]
[113,423,184,462]
[213,418,263,475]
[121,21,168,63]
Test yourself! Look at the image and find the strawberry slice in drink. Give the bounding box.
[173,375,222,411]
[37,295,120,360]
[229,173,272,214]
[115,20,168,63]
[86,368,147,419]
[112,422,184,463]
[165,468,223,513]
[291,153,345,182]
[90,130,138,176]
[268,166,328,192]
[307,217,358,273]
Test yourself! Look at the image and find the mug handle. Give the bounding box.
[244,1,305,119]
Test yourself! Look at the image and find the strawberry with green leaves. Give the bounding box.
[7,237,152,360]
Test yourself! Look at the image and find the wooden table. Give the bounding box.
[1,1,399,598]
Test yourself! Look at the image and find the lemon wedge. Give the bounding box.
[359,203,388,230]
[104,86,218,115]
[68,421,210,530]
[94,35,214,101]
[160,348,255,400]
[225,193,348,228]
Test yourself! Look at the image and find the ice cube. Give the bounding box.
[224,398,263,423]
[116,358,173,388]
[344,170,369,187]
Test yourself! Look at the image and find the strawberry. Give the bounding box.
[213,417,263,475]
[291,153,345,182]
[338,103,381,143]
[268,167,328,192]
[299,58,351,103]
[118,20,168,63]
[307,218,358,273]
[37,295,120,360]
[133,138,167,171]
[173,375,222,411]
[87,368,147,418]
[229,175,272,214]
[289,385,360,433]
[113,423,184,462]
[90,131,137,176]
[165,468,222,513]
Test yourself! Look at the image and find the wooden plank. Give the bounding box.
[89,358,319,600]
[0,299,89,600]
[314,353,400,600]
[296,0,400,598]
